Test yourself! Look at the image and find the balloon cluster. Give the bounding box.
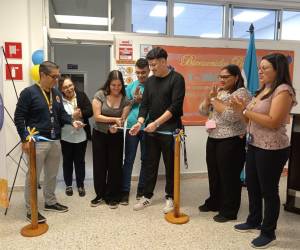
[30,50,44,82]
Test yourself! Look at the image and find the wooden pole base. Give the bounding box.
[165,212,189,224]
[20,223,49,237]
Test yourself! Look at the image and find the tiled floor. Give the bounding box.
[1,175,299,250]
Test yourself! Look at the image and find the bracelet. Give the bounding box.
[242,109,247,116]
[154,121,160,128]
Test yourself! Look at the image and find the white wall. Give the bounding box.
[0,0,44,187]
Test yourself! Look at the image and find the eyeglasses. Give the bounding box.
[218,75,233,80]
[46,73,60,80]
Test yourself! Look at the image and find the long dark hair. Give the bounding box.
[257,53,295,100]
[221,64,245,93]
[101,70,126,96]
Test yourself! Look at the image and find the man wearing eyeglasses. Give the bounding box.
[14,61,84,223]
[119,58,150,205]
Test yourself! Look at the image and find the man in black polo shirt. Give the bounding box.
[130,47,185,213]
[14,61,84,223]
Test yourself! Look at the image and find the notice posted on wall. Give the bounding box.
[117,64,137,85]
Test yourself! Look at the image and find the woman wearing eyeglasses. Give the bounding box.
[232,53,297,249]
[58,76,93,197]
[198,64,252,223]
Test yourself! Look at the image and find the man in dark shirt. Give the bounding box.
[130,47,185,213]
[14,61,84,223]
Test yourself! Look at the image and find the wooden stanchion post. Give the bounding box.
[165,130,189,224]
[21,140,48,237]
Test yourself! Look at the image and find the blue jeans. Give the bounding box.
[122,130,146,194]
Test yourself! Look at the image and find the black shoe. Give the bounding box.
[44,202,68,213]
[251,235,276,248]
[198,203,219,212]
[78,187,86,197]
[26,212,47,223]
[65,186,73,196]
[90,196,104,207]
[108,201,119,209]
[234,222,261,233]
[120,192,129,205]
[213,214,236,223]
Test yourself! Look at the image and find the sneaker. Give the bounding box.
[163,198,174,214]
[78,187,86,197]
[133,197,152,211]
[26,212,47,223]
[90,196,104,207]
[234,223,261,233]
[120,192,129,206]
[251,235,276,249]
[136,193,143,201]
[108,201,119,209]
[198,203,219,212]
[213,214,236,223]
[44,202,68,213]
[65,186,73,196]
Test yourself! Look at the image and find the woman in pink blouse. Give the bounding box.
[233,53,297,249]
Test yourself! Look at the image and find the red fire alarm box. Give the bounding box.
[6,64,23,80]
[4,42,22,59]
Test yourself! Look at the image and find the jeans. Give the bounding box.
[122,130,146,194]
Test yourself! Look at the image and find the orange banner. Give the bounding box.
[159,45,294,125]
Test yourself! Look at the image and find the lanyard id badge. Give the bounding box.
[205,105,216,129]
[37,84,56,139]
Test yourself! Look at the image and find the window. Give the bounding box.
[174,2,223,38]
[281,10,300,40]
[132,0,167,34]
[232,7,276,40]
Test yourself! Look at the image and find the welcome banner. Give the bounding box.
[0,45,8,208]
[159,45,294,125]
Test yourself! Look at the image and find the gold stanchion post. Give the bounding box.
[21,139,48,237]
[165,130,189,224]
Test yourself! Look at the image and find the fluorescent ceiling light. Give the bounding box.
[150,5,184,17]
[200,33,222,38]
[136,29,160,34]
[54,15,108,26]
[233,11,269,23]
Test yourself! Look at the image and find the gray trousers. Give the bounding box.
[25,141,61,212]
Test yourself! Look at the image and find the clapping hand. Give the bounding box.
[72,108,82,120]
[230,96,246,113]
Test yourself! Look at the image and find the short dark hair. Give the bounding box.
[221,64,245,92]
[258,53,294,99]
[58,75,72,93]
[39,61,59,75]
[146,47,168,60]
[101,70,126,96]
[135,58,149,69]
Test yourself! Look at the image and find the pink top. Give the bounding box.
[248,84,297,150]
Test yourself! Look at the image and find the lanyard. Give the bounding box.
[36,83,53,111]
[36,83,56,139]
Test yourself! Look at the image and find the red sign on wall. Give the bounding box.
[6,64,23,80]
[4,42,22,59]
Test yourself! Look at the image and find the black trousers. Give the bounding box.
[246,145,289,238]
[143,133,174,199]
[61,140,87,188]
[92,129,123,202]
[205,136,246,218]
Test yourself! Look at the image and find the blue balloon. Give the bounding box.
[32,50,44,65]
